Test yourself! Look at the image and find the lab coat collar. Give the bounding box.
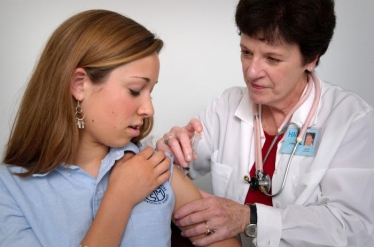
[234,89,254,126]
[291,73,323,128]
[233,72,323,129]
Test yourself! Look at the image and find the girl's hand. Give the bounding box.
[108,146,171,206]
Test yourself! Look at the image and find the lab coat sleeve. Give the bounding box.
[188,89,229,179]
[257,109,374,247]
[0,176,42,246]
[256,204,282,246]
[187,136,212,179]
[187,106,214,180]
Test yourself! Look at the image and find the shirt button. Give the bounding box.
[274,169,278,174]
[275,203,280,208]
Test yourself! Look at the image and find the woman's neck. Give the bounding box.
[261,106,287,135]
[261,75,309,135]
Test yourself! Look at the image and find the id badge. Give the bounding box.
[281,128,319,157]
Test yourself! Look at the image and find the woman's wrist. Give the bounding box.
[241,203,251,233]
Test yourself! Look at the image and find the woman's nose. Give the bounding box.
[245,58,264,80]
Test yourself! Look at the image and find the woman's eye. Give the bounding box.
[129,89,140,96]
[268,57,281,63]
[240,50,250,56]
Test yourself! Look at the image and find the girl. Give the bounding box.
[0,9,240,247]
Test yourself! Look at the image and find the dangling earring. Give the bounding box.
[75,101,85,129]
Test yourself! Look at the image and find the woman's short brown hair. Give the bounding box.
[235,0,336,65]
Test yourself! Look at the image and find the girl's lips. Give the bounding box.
[127,126,140,137]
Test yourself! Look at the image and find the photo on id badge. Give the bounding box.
[281,128,319,157]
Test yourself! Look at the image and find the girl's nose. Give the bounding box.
[138,95,154,118]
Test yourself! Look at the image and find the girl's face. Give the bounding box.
[240,34,316,111]
[80,53,160,148]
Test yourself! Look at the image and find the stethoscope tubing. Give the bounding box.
[251,72,321,197]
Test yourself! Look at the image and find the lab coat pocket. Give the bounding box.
[210,150,233,198]
[293,169,326,204]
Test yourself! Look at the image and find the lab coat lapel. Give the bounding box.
[235,90,257,203]
[291,73,323,128]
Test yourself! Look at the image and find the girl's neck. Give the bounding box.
[74,140,109,178]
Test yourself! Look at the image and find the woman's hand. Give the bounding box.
[156,118,203,168]
[108,146,171,206]
[173,190,250,246]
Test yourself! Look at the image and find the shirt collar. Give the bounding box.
[32,142,141,177]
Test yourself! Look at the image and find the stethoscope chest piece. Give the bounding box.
[244,171,271,193]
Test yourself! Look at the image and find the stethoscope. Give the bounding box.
[244,72,321,197]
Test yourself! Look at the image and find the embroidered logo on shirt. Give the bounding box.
[145,184,169,205]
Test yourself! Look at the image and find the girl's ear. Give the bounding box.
[70,68,88,101]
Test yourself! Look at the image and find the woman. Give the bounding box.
[0,10,240,247]
[156,0,374,246]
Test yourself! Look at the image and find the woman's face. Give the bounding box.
[240,34,315,110]
[80,53,159,148]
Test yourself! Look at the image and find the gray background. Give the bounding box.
[1,0,373,191]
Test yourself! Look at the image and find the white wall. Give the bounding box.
[1,0,373,191]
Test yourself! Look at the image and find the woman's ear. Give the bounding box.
[70,68,87,101]
[306,56,318,72]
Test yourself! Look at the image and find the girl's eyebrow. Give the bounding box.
[131,76,150,83]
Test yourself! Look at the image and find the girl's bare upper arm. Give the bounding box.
[171,166,241,247]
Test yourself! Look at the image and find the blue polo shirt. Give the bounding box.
[0,143,175,247]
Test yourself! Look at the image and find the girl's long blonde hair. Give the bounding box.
[3,9,163,176]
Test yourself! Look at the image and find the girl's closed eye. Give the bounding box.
[129,89,140,96]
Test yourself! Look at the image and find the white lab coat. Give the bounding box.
[189,74,374,247]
